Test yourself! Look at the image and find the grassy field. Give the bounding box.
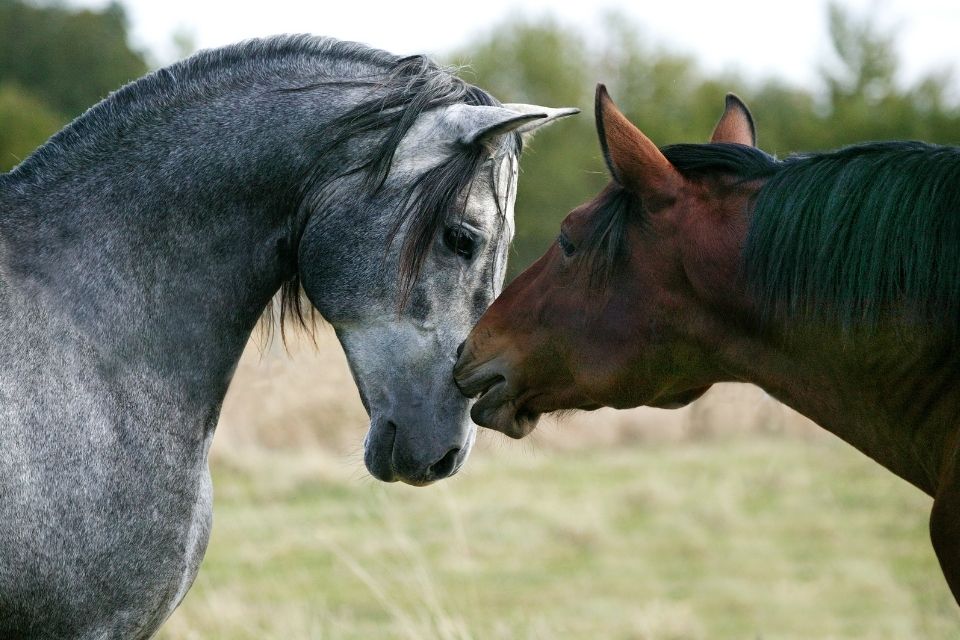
[159,331,960,639]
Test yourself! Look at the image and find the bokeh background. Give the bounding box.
[2,1,959,637]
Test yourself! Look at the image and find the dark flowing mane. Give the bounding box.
[10,35,394,184]
[290,54,518,321]
[578,143,777,288]
[581,140,960,336]
[744,141,960,334]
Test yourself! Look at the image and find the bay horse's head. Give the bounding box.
[455,85,762,438]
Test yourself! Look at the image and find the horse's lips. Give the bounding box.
[469,380,540,438]
[470,378,511,426]
[455,358,542,437]
[455,366,505,399]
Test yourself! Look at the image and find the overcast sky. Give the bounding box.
[72,0,958,93]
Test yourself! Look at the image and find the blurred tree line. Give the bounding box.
[448,5,960,274]
[0,1,957,276]
[0,0,147,171]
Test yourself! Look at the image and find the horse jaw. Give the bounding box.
[333,319,476,485]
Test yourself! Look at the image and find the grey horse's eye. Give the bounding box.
[443,226,476,260]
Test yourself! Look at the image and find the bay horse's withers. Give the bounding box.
[455,85,960,605]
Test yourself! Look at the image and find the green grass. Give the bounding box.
[160,435,959,639]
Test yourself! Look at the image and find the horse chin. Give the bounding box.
[473,405,540,439]
[469,383,540,439]
[652,400,691,410]
[497,409,541,439]
[513,410,542,438]
[648,386,711,410]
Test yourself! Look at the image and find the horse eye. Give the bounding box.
[443,226,476,260]
[558,232,576,257]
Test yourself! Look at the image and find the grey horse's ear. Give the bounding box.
[447,103,579,146]
[502,104,580,139]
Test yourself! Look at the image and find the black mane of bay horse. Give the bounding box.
[455,86,960,606]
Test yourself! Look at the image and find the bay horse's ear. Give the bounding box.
[595,84,681,209]
[710,93,756,146]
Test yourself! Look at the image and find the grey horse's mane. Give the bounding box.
[10,36,386,182]
[6,34,519,333]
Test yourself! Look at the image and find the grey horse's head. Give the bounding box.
[298,96,576,485]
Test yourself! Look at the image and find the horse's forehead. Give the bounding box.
[473,153,517,197]
[391,107,516,182]
[391,109,451,175]
[499,153,519,235]
[564,186,613,232]
[497,153,519,199]
[465,153,519,229]
[564,205,592,230]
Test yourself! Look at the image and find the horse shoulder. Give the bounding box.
[0,281,214,638]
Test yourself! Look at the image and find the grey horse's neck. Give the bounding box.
[0,36,385,408]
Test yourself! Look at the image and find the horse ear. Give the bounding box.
[710,93,756,146]
[595,84,681,209]
[502,103,580,140]
[445,105,540,146]
[448,104,579,146]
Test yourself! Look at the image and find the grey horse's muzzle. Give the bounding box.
[363,416,470,486]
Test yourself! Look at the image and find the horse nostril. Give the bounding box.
[456,340,466,359]
[428,447,460,479]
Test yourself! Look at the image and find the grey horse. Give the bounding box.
[0,35,575,638]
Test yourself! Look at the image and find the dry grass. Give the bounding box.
[163,442,958,639]
[158,331,960,639]
[215,329,823,457]
[214,328,367,454]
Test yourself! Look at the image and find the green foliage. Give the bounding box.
[0,0,148,171]
[823,1,899,106]
[0,0,148,117]
[450,6,960,277]
[817,1,960,146]
[162,439,958,638]
[0,83,63,171]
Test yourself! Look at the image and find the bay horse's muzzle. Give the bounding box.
[453,347,540,439]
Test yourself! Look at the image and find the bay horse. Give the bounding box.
[0,35,575,638]
[455,84,960,605]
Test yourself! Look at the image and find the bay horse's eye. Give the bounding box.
[558,232,576,257]
[443,226,476,260]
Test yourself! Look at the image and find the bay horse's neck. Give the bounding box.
[714,324,958,494]
[0,88,325,407]
[682,201,958,496]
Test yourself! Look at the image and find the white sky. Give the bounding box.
[72,0,958,93]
